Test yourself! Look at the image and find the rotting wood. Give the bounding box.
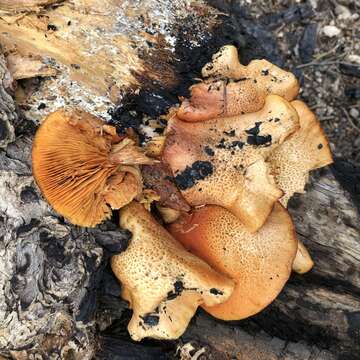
[0,54,15,148]
[0,1,359,359]
[0,0,61,15]
[0,0,219,121]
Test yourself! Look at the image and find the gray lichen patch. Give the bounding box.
[0,54,15,149]
[0,169,104,357]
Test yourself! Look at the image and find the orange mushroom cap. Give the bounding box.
[268,100,333,206]
[111,201,234,340]
[169,202,298,320]
[177,45,299,122]
[163,94,299,232]
[32,108,155,227]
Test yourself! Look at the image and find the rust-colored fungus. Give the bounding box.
[111,201,234,340]
[169,203,298,320]
[141,163,190,212]
[268,100,333,206]
[267,101,333,275]
[30,42,334,341]
[32,108,155,227]
[163,95,299,232]
[177,45,299,122]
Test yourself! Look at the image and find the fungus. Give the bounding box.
[268,100,333,206]
[145,135,166,157]
[163,94,299,232]
[169,202,297,320]
[292,240,314,274]
[177,45,299,122]
[141,163,190,212]
[32,108,155,227]
[29,42,333,341]
[266,100,332,274]
[156,205,181,224]
[111,201,234,341]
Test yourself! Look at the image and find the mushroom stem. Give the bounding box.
[32,108,150,227]
[109,138,157,165]
[156,205,181,224]
[145,136,166,157]
[292,240,314,274]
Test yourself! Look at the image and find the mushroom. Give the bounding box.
[141,163,190,212]
[268,100,333,206]
[163,94,299,232]
[267,100,332,274]
[292,240,314,274]
[177,45,299,122]
[156,204,182,224]
[32,108,155,227]
[145,135,166,157]
[111,201,234,340]
[168,202,298,320]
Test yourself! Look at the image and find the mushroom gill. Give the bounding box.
[163,94,299,232]
[169,202,298,320]
[268,100,333,206]
[32,108,155,227]
[177,45,299,122]
[111,201,234,341]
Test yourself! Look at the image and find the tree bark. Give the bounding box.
[0,1,359,359]
[0,54,15,148]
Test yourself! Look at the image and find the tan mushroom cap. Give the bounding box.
[168,202,298,320]
[292,240,314,274]
[163,94,299,232]
[177,45,299,122]
[268,100,333,206]
[32,108,154,227]
[111,201,234,341]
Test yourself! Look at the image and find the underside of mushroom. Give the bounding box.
[32,108,155,227]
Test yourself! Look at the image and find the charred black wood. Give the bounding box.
[345,87,360,100]
[260,3,314,30]
[340,63,360,79]
[299,23,318,64]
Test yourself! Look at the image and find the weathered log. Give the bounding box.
[0,1,359,359]
[0,54,15,149]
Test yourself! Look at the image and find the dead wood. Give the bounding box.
[0,1,359,359]
[0,54,15,148]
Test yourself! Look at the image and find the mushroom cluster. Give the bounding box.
[32,45,333,341]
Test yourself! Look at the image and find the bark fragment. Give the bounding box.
[0,54,15,149]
